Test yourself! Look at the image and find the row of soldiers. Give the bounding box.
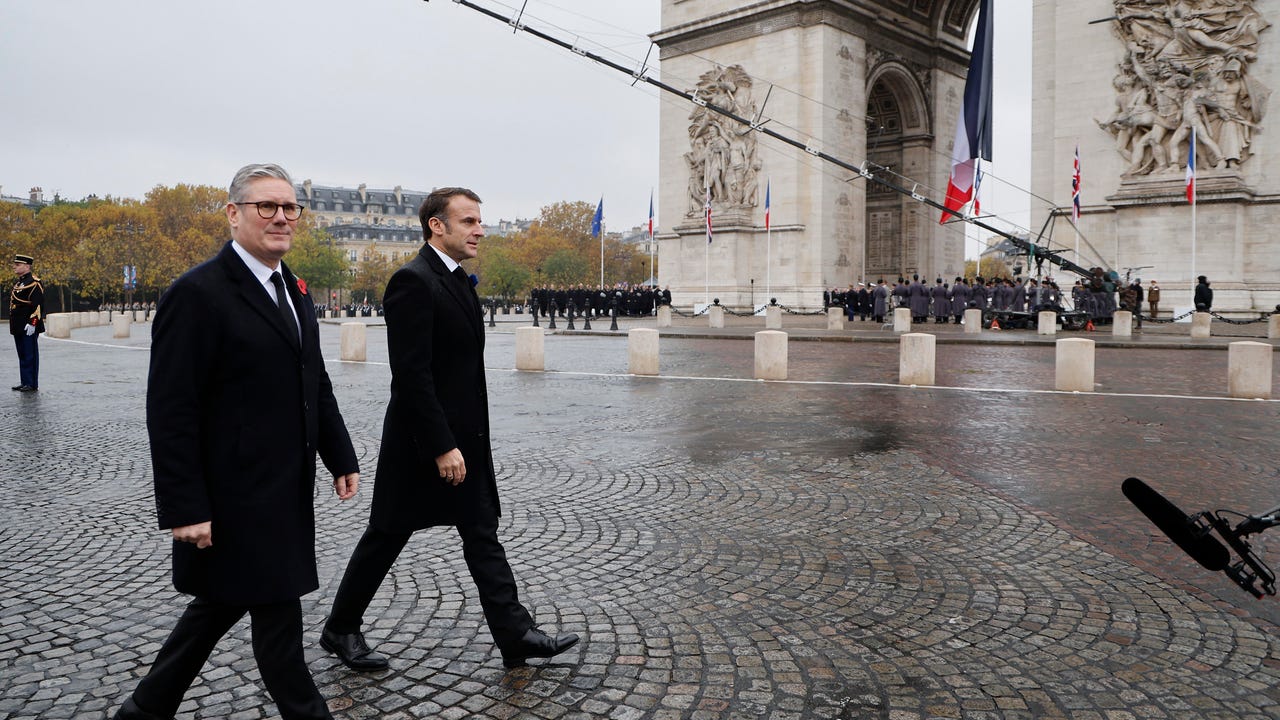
[528,285,672,318]
[827,275,1088,324]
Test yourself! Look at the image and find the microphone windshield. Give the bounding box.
[1122,477,1230,572]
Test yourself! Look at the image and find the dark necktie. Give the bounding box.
[452,267,478,313]
[269,271,300,346]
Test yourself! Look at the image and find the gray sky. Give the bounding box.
[1,0,1030,254]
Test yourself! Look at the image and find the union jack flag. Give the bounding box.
[1072,144,1082,221]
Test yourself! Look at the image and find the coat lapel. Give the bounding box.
[420,246,482,341]
[218,243,302,355]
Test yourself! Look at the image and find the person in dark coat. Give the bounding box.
[322,187,578,672]
[908,274,928,322]
[1194,275,1213,311]
[930,278,948,323]
[9,254,44,391]
[950,277,969,324]
[872,280,889,322]
[112,164,360,720]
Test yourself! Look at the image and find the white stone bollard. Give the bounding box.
[754,330,787,380]
[1037,311,1057,336]
[766,305,782,329]
[657,305,672,328]
[1269,314,1280,340]
[515,326,544,371]
[1228,341,1272,399]
[1191,312,1212,338]
[964,308,982,335]
[709,305,725,328]
[1055,338,1095,392]
[339,322,366,362]
[1113,310,1133,337]
[88,311,101,326]
[628,328,659,376]
[893,307,912,333]
[112,313,130,339]
[46,313,72,339]
[899,333,936,386]
[826,307,845,330]
[134,310,147,323]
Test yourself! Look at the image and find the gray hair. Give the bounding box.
[228,163,294,203]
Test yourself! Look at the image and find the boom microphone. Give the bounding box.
[1122,477,1230,571]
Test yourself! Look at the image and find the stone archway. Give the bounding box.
[864,62,933,281]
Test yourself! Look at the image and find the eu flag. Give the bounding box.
[591,197,603,237]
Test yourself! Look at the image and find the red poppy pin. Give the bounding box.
[296,277,308,295]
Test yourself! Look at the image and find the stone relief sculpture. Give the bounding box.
[685,65,762,215]
[1098,0,1270,175]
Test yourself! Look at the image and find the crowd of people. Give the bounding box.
[526,284,672,318]
[825,272,1168,326]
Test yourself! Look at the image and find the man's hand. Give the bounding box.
[435,448,466,486]
[333,472,359,500]
[24,323,34,336]
[173,521,212,549]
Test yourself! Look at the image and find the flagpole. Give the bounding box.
[705,179,710,306]
[600,216,605,288]
[765,179,771,302]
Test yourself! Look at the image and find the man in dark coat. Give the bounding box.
[1194,275,1213,311]
[112,164,360,720]
[872,280,889,323]
[321,187,578,672]
[908,274,928,322]
[9,253,44,391]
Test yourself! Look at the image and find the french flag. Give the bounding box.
[1186,127,1196,204]
[940,0,994,224]
[648,190,654,238]
[764,179,771,231]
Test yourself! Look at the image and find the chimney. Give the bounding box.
[29,187,43,204]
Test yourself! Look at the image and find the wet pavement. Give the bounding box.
[1,315,1278,719]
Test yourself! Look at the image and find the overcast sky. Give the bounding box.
[1,0,1030,253]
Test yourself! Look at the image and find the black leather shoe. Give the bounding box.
[320,628,389,671]
[113,697,171,720]
[11,385,23,391]
[501,627,580,668]
[15,385,35,392]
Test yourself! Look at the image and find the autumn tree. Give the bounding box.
[145,183,227,281]
[963,255,1013,281]
[73,201,160,304]
[286,223,348,304]
[350,244,394,304]
[475,245,530,304]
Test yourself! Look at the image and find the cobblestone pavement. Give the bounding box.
[1,321,1278,719]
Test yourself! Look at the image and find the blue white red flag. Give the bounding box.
[764,179,771,231]
[940,0,994,223]
[1072,144,1082,221]
[1186,127,1196,204]
[705,186,712,244]
[591,197,603,237]
[647,191,654,239]
[972,161,984,216]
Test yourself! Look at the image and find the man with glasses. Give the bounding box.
[9,253,43,392]
[112,163,360,720]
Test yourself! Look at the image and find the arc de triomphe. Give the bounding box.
[655,0,1279,311]
[653,0,978,309]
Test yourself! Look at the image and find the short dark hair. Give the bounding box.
[419,187,481,240]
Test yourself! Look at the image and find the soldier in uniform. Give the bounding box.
[10,254,44,392]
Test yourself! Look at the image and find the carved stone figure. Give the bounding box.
[1101,0,1270,175]
[685,65,762,215]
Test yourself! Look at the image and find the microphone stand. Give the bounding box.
[1206,504,1279,598]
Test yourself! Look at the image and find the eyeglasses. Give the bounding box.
[235,201,305,221]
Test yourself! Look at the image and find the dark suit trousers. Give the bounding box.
[125,597,330,720]
[326,517,534,649]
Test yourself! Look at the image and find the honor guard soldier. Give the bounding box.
[10,254,44,392]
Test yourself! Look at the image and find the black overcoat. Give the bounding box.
[147,242,358,605]
[369,246,499,533]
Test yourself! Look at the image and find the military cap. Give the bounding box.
[13,254,33,264]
